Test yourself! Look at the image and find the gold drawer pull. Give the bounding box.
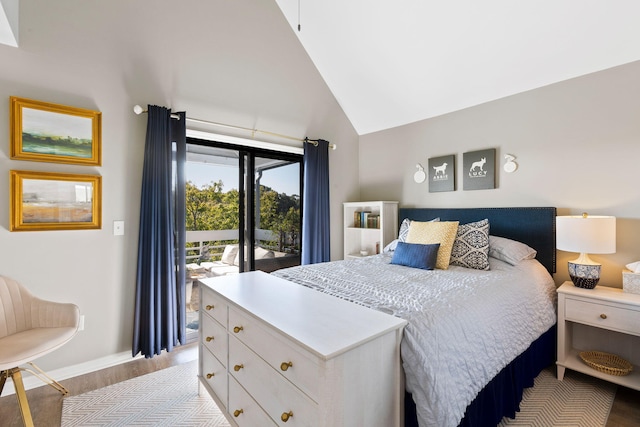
[600,313,607,319]
[205,304,214,310]
[280,361,293,371]
[205,336,214,342]
[233,364,244,372]
[281,411,293,422]
[206,373,214,379]
[233,326,243,333]
[233,409,243,417]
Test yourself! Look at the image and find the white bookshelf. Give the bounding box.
[343,201,398,260]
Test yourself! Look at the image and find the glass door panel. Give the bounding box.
[253,156,301,273]
[184,144,241,341]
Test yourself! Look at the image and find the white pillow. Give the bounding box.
[488,235,537,265]
[255,246,275,259]
[234,246,275,265]
[220,244,239,265]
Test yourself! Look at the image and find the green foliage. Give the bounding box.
[186,180,238,230]
[186,181,300,253]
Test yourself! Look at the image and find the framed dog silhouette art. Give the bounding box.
[463,148,496,190]
[428,154,455,192]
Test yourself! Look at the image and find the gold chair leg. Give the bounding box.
[23,362,69,396]
[0,370,7,395]
[9,367,35,427]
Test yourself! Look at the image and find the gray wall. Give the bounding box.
[0,0,358,372]
[360,60,640,288]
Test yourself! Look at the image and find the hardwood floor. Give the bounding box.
[1,344,638,426]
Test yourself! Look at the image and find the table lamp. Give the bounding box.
[556,213,616,289]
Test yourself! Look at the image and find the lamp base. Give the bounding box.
[568,261,601,289]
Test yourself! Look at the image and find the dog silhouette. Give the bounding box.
[432,163,448,176]
[470,157,486,172]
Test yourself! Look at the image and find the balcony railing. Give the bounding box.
[186,229,299,263]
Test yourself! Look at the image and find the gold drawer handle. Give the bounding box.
[280,361,293,371]
[233,364,244,372]
[205,336,214,342]
[281,411,293,422]
[206,373,214,379]
[206,304,214,310]
[233,409,243,417]
[233,326,243,333]
[600,313,607,319]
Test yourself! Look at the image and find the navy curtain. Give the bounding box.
[301,139,330,264]
[133,105,187,358]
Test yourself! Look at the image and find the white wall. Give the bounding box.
[359,60,640,289]
[0,0,358,373]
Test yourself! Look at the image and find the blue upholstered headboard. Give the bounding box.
[397,207,557,274]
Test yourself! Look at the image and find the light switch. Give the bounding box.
[113,220,125,236]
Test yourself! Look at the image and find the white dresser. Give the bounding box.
[198,271,407,427]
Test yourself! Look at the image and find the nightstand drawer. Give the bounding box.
[565,298,640,335]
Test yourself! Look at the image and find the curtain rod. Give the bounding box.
[133,105,336,150]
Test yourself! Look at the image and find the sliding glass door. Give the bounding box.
[183,139,302,340]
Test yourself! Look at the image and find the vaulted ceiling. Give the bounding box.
[275,1,640,135]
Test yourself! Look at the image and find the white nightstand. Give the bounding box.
[557,281,640,390]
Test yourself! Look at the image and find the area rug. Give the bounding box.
[61,360,230,427]
[498,368,617,427]
[61,362,615,427]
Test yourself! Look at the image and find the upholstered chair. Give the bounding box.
[0,275,80,427]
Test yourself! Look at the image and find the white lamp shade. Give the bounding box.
[556,215,616,254]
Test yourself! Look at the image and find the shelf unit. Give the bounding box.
[557,281,640,391]
[343,201,398,260]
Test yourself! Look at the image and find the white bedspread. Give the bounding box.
[272,254,557,427]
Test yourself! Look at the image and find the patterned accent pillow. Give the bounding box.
[398,218,412,242]
[406,221,459,269]
[450,219,490,270]
[390,242,440,270]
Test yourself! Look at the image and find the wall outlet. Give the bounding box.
[79,315,85,331]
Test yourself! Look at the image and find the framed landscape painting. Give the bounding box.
[10,170,102,231]
[10,96,102,166]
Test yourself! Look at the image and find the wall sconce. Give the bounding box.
[556,213,616,289]
[414,164,426,183]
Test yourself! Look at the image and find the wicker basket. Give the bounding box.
[579,351,633,376]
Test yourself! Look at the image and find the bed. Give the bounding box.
[271,207,558,427]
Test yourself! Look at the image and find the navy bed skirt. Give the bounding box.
[404,324,557,427]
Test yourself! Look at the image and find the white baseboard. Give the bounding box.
[1,351,143,397]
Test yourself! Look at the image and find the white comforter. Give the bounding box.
[272,254,557,427]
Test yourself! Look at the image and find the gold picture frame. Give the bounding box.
[10,96,102,166]
[10,170,102,231]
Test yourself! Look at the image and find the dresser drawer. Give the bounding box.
[229,376,276,426]
[229,307,320,401]
[229,335,318,426]
[565,298,640,336]
[201,286,227,326]
[201,313,228,365]
[201,347,227,409]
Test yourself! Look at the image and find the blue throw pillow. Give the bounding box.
[390,242,440,270]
